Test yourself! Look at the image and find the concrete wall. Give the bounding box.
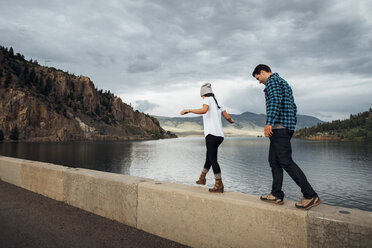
[1,155,371,248]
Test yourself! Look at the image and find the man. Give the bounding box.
[252,64,321,210]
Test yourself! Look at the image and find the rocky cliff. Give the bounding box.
[0,46,175,141]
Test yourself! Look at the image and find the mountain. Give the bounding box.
[294,109,372,141]
[156,112,324,137]
[0,46,175,141]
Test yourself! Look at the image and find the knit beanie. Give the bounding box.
[200,83,213,96]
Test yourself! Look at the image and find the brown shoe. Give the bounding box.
[196,172,206,185]
[295,196,321,210]
[209,179,224,193]
[260,193,284,205]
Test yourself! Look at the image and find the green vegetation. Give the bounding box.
[295,109,372,141]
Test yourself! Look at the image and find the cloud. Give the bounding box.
[127,55,160,73]
[1,0,371,121]
[134,100,159,113]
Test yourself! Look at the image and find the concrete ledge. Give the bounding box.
[63,168,151,227]
[137,181,308,248]
[308,204,372,248]
[0,156,22,186]
[21,160,67,201]
[1,156,372,248]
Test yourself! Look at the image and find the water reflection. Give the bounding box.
[0,141,133,174]
[0,138,371,212]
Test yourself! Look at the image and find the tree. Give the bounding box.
[0,130,3,141]
[95,104,101,116]
[9,47,14,57]
[23,67,29,75]
[28,68,36,85]
[16,53,25,60]
[9,125,19,140]
[44,77,52,95]
[4,72,12,88]
[17,74,26,88]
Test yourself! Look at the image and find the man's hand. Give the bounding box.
[264,125,273,137]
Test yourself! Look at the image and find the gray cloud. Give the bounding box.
[134,100,159,113]
[1,0,371,120]
[127,55,161,73]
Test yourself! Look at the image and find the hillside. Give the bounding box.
[0,46,175,141]
[157,112,323,137]
[294,109,372,141]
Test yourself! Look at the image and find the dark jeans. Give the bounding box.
[204,134,224,175]
[269,129,318,199]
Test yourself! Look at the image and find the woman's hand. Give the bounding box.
[180,109,190,115]
[222,110,234,124]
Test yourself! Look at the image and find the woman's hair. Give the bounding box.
[203,93,221,109]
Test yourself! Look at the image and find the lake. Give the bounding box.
[1,137,371,212]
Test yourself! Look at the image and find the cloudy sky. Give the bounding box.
[1,0,371,121]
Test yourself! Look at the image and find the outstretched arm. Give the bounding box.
[222,110,234,124]
[180,104,209,115]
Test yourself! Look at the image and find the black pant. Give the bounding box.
[269,129,318,199]
[204,134,224,175]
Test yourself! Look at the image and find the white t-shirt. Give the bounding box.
[202,97,225,137]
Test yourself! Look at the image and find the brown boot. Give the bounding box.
[196,172,206,185]
[209,179,224,193]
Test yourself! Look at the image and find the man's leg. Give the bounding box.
[269,136,285,199]
[274,129,318,199]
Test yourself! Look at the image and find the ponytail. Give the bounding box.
[203,93,221,109]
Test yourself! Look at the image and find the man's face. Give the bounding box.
[254,71,267,85]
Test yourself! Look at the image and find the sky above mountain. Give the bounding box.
[1,0,371,121]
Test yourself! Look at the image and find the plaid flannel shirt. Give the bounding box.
[264,73,297,130]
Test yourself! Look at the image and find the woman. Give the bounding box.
[180,83,234,193]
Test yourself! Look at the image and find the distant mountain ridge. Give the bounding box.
[0,46,175,141]
[156,112,324,136]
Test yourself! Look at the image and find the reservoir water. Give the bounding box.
[0,137,371,212]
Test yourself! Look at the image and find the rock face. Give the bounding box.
[0,46,175,141]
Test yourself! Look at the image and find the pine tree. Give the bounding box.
[5,72,12,88]
[44,77,52,95]
[18,74,26,88]
[23,67,29,75]
[95,104,100,116]
[9,125,19,140]
[29,68,36,85]
[9,47,14,57]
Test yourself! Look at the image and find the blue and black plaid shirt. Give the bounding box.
[264,73,297,130]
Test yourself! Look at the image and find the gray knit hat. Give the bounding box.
[200,83,213,96]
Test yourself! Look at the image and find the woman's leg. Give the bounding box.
[203,150,212,173]
[205,135,224,179]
